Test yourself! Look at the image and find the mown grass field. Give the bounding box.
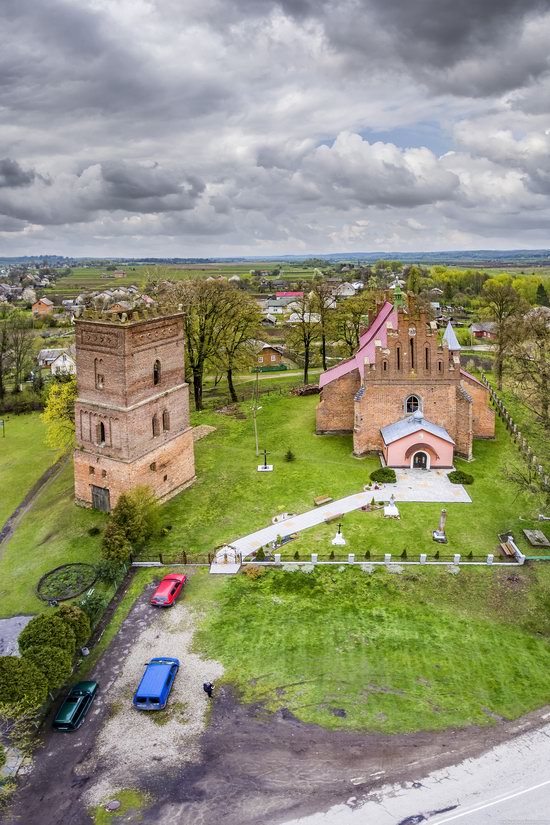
[195,564,550,732]
[0,412,57,528]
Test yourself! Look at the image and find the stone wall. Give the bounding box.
[462,376,495,438]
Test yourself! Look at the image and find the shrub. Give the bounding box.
[365,550,371,559]
[255,547,266,561]
[101,521,132,564]
[0,656,48,710]
[284,448,296,462]
[0,744,5,769]
[434,550,440,560]
[370,467,397,484]
[57,604,91,648]
[95,559,128,587]
[448,470,474,485]
[329,550,335,560]
[467,551,473,559]
[401,549,408,559]
[18,615,76,657]
[22,646,73,692]
[87,526,101,537]
[293,550,300,560]
[78,592,110,625]
[243,565,265,580]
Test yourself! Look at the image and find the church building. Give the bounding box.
[316,295,494,468]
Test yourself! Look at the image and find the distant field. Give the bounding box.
[45,262,317,298]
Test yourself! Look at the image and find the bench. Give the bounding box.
[499,541,515,557]
[324,513,343,524]
[314,495,333,506]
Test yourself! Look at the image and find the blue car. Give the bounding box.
[133,657,179,710]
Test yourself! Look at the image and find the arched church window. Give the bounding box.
[406,395,421,414]
[162,410,170,432]
[425,346,430,371]
[97,421,106,444]
[152,414,160,437]
[95,358,104,389]
[409,337,415,369]
[396,346,401,371]
[153,360,161,386]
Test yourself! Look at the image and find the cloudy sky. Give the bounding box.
[2,0,550,257]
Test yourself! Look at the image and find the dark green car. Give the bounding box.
[53,681,98,732]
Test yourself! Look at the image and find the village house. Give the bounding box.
[51,350,76,376]
[38,348,67,369]
[256,343,285,368]
[316,295,495,467]
[470,322,497,341]
[32,297,55,317]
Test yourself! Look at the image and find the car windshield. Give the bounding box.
[154,595,168,603]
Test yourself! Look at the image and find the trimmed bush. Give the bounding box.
[57,604,91,648]
[284,448,296,462]
[370,467,397,484]
[23,645,73,691]
[329,550,335,560]
[0,656,48,710]
[18,615,76,657]
[255,547,266,561]
[448,470,474,485]
[293,550,300,560]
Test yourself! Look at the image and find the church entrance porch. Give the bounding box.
[412,451,429,470]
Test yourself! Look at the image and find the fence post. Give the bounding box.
[420,553,427,564]
[453,554,461,564]
[486,553,494,565]
[208,553,212,565]
[348,553,355,564]
[384,553,391,564]
[311,553,318,564]
[159,553,163,564]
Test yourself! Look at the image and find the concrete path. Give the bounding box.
[225,470,470,560]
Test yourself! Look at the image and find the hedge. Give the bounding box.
[23,645,73,692]
[370,467,397,484]
[18,615,76,657]
[448,470,474,485]
[0,656,48,709]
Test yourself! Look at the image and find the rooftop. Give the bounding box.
[381,412,455,446]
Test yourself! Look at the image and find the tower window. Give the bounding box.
[162,410,170,432]
[97,421,106,445]
[95,358,104,389]
[383,360,388,372]
[425,346,430,371]
[438,360,443,373]
[152,414,160,437]
[396,346,401,371]
[406,395,421,414]
[153,360,161,386]
[409,338,415,369]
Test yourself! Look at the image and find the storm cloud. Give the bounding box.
[1,0,550,254]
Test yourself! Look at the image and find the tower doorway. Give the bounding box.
[91,485,111,512]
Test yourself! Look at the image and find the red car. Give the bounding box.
[150,574,187,607]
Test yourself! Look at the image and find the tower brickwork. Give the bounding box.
[74,310,195,511]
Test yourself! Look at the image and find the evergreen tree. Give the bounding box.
[536,283,549,307]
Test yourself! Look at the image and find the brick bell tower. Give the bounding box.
[73,309,195,511]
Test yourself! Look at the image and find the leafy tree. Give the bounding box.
[22,645,73,692]
[334,292,376,356]
[42,377,77,452]
[7,311,34,390]
[18,615,76,657]
[0,306,12,401]
[0,657,48,710]
[507,308,550,430]
[101,485,159,562]
[311,280,336,371]
[57,603,91,648]
[211,290,261,402]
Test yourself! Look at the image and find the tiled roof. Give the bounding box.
[381,412,455,446]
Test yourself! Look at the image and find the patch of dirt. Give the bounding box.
[215,404,247,419]
[192,424,217,442]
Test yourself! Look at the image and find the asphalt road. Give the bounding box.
[282,717,550,825]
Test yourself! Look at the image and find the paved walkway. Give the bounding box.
[223,470,471,561]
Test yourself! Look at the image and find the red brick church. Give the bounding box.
[316,296,494,467]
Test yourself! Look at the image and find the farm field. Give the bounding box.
[0,413,57,528]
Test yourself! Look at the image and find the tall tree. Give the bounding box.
[7,311,33,390]
[536,282,549,307]
[480,279,524,390]
[333,292,376,356]
[212,291,260,402]
[0,306,12,400]
[310,280,335,371]
[507,308,550,431]
[286,294,320,384]
[159,280,244,410]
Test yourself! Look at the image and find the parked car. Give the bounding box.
[53,681,98,731]
[150,573,187,607]
[133,657,180,710]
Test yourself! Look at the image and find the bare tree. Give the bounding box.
[507,308,550,430]
[286,294,321,384]
[480,279,524,390]
[212,291,261,402]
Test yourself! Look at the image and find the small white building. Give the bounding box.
[50,351,76,376]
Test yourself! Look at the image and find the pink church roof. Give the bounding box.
[319,301,397,389]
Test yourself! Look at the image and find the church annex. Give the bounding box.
[316,296,495,468]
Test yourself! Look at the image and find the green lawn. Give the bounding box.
[0,461,105,618]
[3,392,547,617]
[0,413,58,528]
[195,564,550,733]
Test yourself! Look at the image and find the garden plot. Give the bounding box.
[80,585,223,808]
